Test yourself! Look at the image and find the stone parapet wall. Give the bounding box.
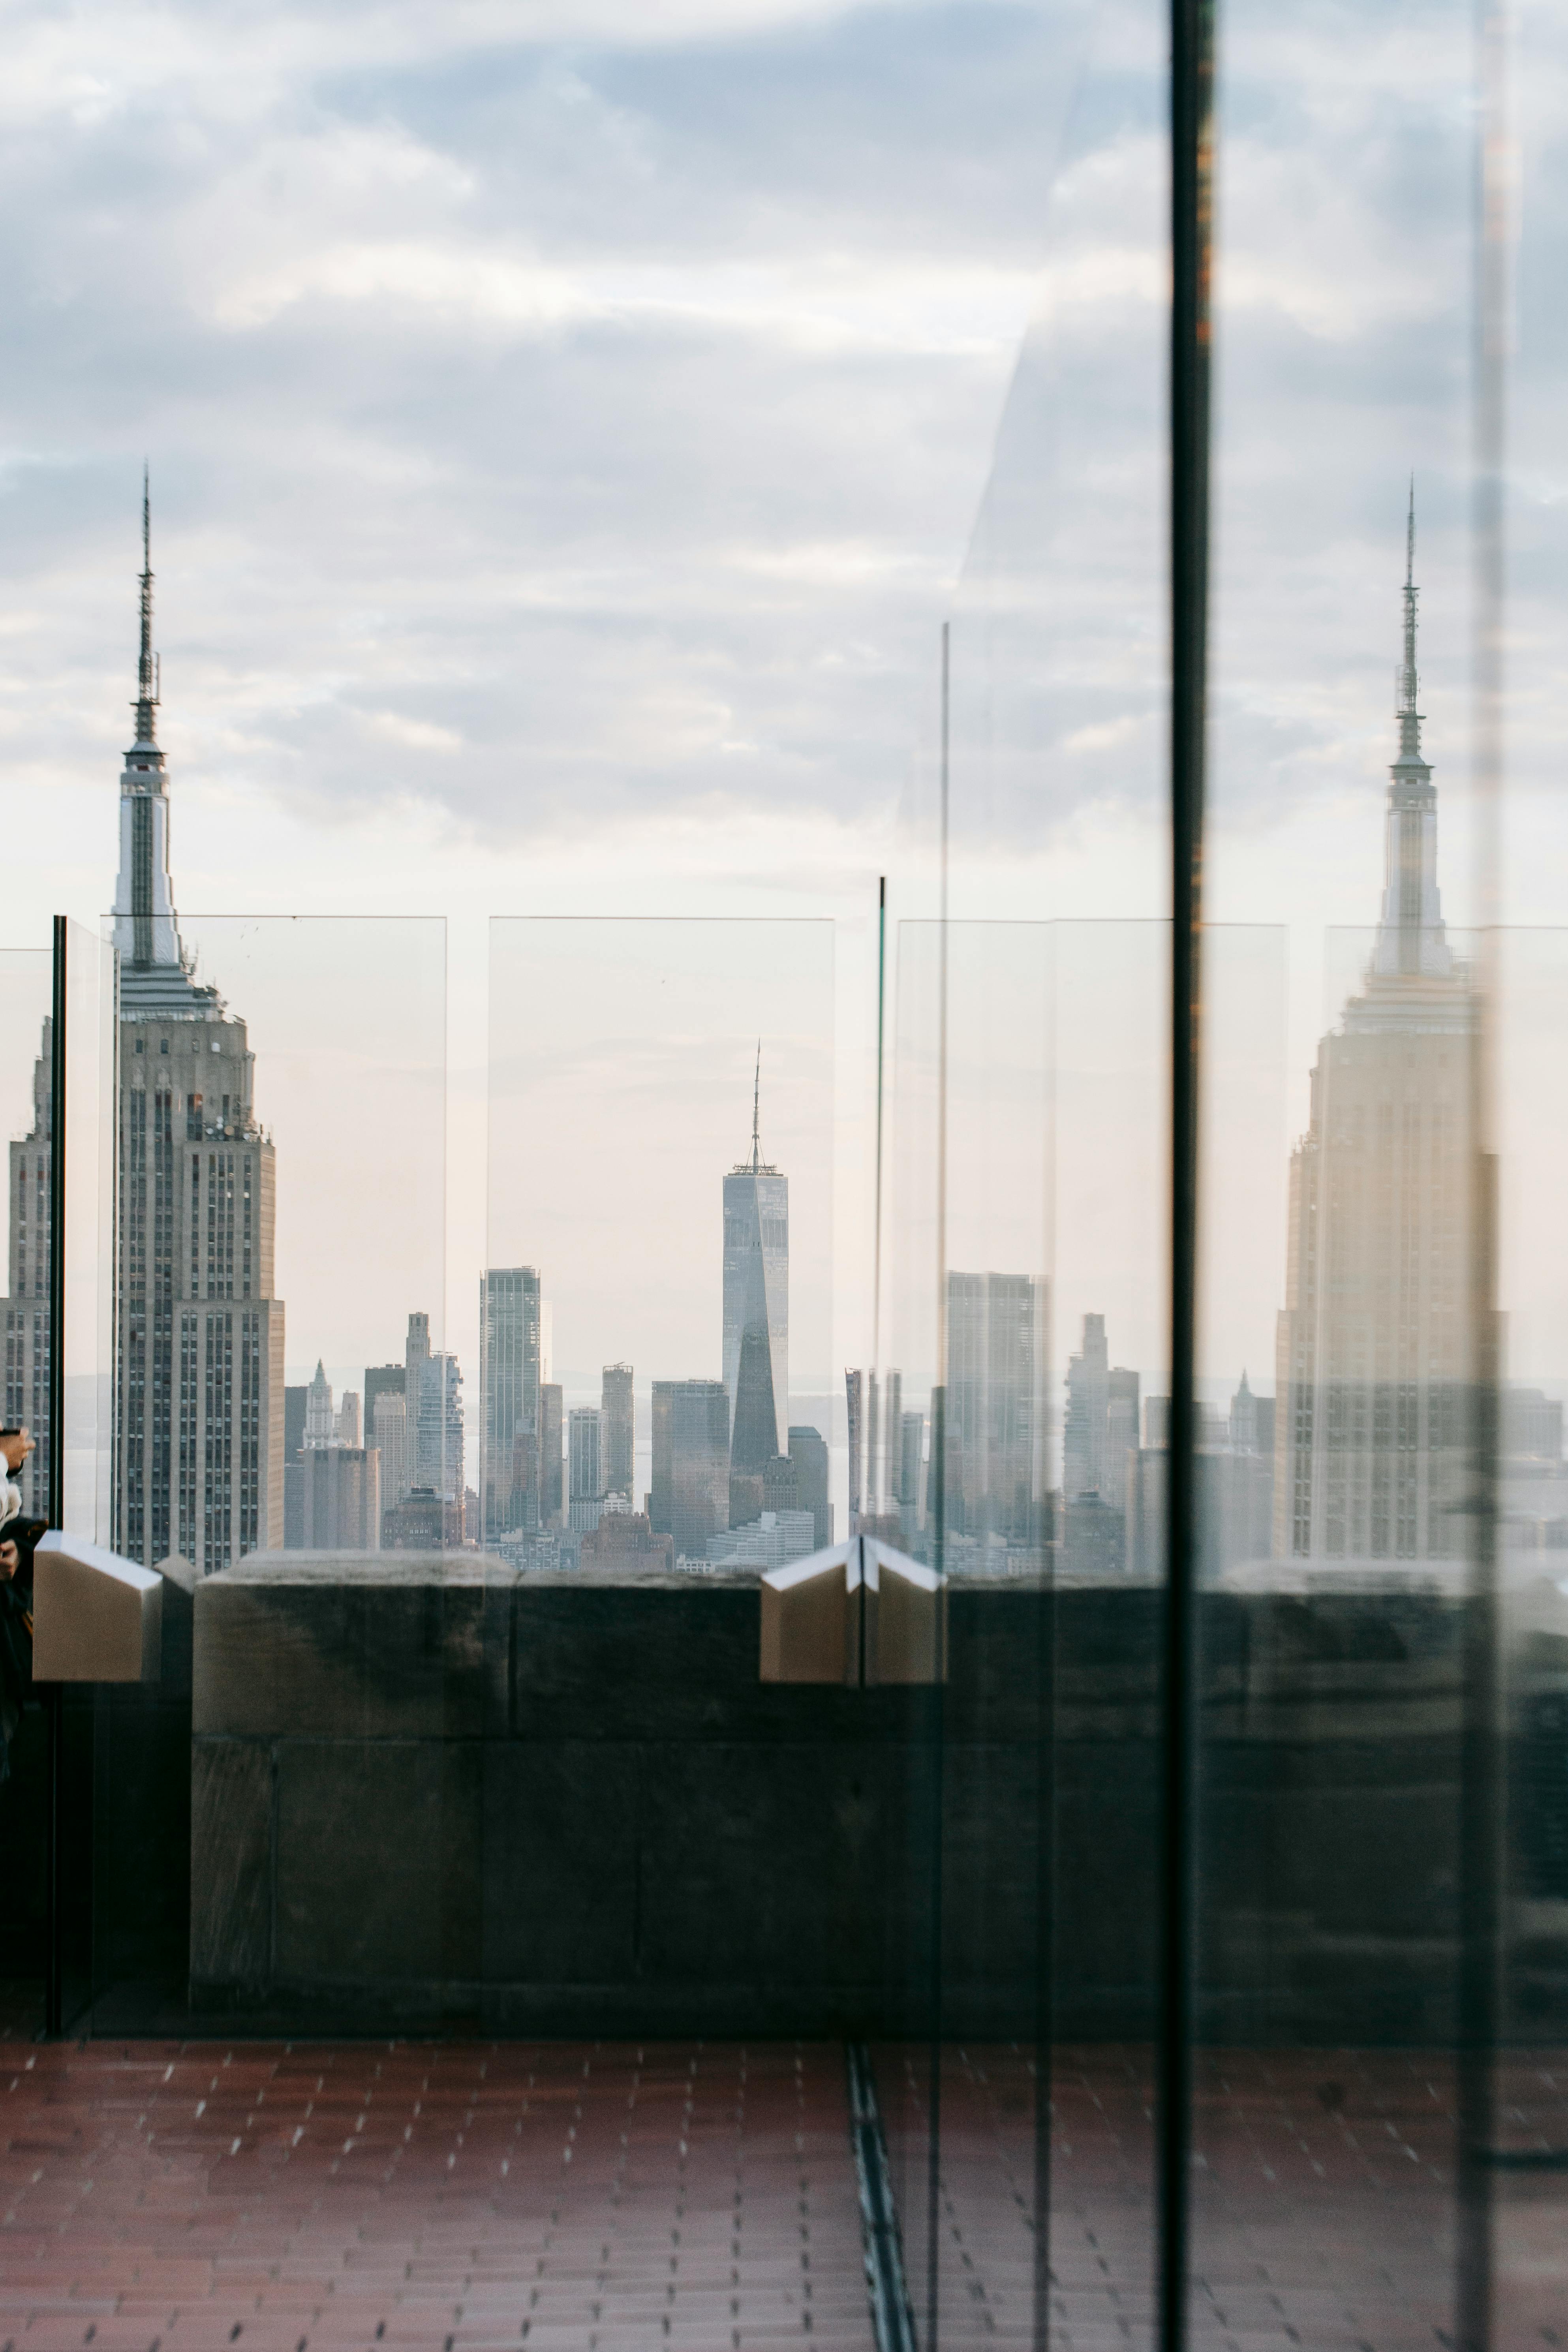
[175,1553,1536,2043]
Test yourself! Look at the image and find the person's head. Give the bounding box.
[0,1428,33,1474]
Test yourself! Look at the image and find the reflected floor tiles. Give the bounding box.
[0,2008,871,2352]
[876,2044,1567,2350]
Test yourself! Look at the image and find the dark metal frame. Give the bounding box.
[45,915,67,2039]
[1161,0,1214,2345]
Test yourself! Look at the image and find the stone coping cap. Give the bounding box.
[214,1550,762,1589]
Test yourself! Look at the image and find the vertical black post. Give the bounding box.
[1162,2,1213,2349]
[923,621,950,2350]
[873,874,887,1373]
[45,915,67,2040]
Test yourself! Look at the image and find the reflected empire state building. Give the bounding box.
[111,484,285,1569]
[1275,498,1480,1566]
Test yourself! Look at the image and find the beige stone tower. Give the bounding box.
[1274,497,1479,1565]
[110,481,285,1570]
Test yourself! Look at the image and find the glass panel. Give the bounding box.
[0,947,54,2025]
[62,921,116,1545]
[86,913,446,2033]
[1194,0,1480,2335]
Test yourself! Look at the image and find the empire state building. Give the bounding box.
[111,483,285,1570]
[1273,498,1480,1566]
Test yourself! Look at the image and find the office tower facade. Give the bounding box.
[723,1059,789,1511]
[651,1379,730,1562]
[539,1383,564,1527]
[883,1371,902,1517]
[416,1351,464,1501]
[945,1272,1047,1550]
[1063,1314,1140,1503]
[301,1444,381,1550]
[363,1364,405,1465]
[1504,1389,1564,1465]
[406,1312,429,1402]
[845,1369,863,1530]
[866,1371,881,1517]
[372,1391,408,1511]
[898,1410,925,1537]
[336,1392,361,1448]
[788,1423,831,1549]
[4,1031,51,1519]
[109,487,284,1572]
[568,1405,605,1533]
[480,1266,541,1535]
[1275,510,1478,1565]
[602,1363,634,1499]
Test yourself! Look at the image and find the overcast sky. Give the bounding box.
[4,0,1566,1419]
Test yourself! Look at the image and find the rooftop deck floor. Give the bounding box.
[3,1999,1563,2351]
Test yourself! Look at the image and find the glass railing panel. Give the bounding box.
[487,914,899,2067]
[83,912,447,2032]
[1492,926,1568,2331]
[1195,0,1480,2325]
[0,947,54,2020]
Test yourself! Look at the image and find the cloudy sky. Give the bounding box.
[4,0,1565,1423]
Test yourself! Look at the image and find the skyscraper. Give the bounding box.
[944,1271,1047,1548]
[539,1382,564,1527]
[788,1422,831,1549]
[1063,1314,1140,1503]
[372,1390,408,1514]
[650,1379,730,1562]
[109,482,284,1571]
[363,1363,405,1468]
[568,1405,604,1533]
[1275,500,1479,1565]
[601,1363,634,1500]
[480,1266,541,1535]
[404,1308,463,1501]
[304,1360,334,1449]
[723,1051,789,1518]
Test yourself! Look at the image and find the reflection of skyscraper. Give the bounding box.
[651,1379,730,1562]
[1275,504,1477,1565]
[480,1266,540,1535]
[602,1363,634,1499]
[109,484,284,1571]
[945,1272,1047,1547]
[723,1052,789,1512]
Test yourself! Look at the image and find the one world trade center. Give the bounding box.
[723,1050,789,1525]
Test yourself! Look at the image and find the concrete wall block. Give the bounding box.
[274,1739,481,1983]
[195,1582,489,1740]
[190,1739,272,1986]
[481,1743,639,1983]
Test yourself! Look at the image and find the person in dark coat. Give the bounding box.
[0,1428,42,1784]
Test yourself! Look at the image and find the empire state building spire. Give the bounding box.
[111,473,210,1009]
[1371,484,1452,981]
[134,464,160,751]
